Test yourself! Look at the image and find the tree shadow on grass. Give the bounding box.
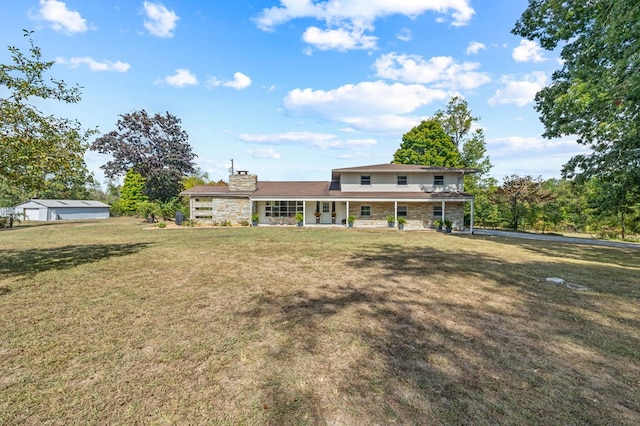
[0,243,154,278]
[240,241,640,424]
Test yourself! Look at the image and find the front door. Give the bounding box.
[321,202,331,224]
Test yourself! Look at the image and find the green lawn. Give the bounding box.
[1,218,639,424]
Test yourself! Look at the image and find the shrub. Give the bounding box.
[159,197,182,220]
[136,201,160,220]
[157,222,167,228]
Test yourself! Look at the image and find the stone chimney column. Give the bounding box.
[228,170,257,192]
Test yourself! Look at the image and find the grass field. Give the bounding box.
[1,218,639,425]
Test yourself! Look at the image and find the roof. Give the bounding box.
[180,185,254,197]
[16,199,110,208]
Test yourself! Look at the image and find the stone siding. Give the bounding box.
[348,201,465,230]
[229,173,257,192]
[192,197,250,224]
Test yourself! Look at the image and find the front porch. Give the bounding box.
[251,199,473,231]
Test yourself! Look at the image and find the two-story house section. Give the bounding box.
[180,163,477,231]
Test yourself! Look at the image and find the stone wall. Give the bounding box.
[192,197,250,224]
[229,173,257,192]
[348,201,465,230]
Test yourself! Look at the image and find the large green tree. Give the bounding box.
[512,0,639,187]
[434,96,478,150]
[393,118,460,167]
[494,175,552,231]
[91,110,197,202]
[0,30,95,204]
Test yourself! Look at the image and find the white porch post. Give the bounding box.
[302,200,305,227]
[346,201,350,225]
[470,199,475,234]
[394,201,398,223]
[441,200,446,223]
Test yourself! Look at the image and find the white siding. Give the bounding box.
[48,207,110,220]
[340,172,464,192]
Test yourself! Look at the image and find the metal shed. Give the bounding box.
[14,199,110,221]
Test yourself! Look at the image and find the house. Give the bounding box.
[14,199,110,221]
[180,163,476,231]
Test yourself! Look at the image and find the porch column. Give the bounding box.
[441,200,446,223]
[346,201,350,224]
[470,199,474,234]
[394,201,398,222]
[302,200,305,227]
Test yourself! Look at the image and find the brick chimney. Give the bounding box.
[228,170,257,192]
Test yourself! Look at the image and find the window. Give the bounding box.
[433,206,442,219]
[360,206,371,217]
[434,175,444,185]
[322,202,330,213]
[360,175,371,185]
[397,175,407,185]
[397,206,408,217]
[265,201,303,217]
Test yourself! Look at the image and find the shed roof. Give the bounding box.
[16,199,110,208]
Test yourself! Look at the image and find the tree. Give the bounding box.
[494,175,552,231]
[90,110,197,202]
[393,119,460,167]
[512,1,640,191]
[433,97,493,226]
[434,96,479,150]
[119,169,147,214]
[1,30,95,203]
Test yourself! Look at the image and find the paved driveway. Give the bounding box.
[473,229,640,249]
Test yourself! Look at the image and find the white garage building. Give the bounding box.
[15,199,110,221]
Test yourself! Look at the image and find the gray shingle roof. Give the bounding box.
[22,199,110,208]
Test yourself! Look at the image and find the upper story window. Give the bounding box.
[397,175,407,185]
[360,175,371,185]
[434,175,444,186]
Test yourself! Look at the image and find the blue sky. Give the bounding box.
[1,0,588,185]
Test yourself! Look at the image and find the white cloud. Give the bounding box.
[158,69,197,87]
[285,81,445,117]
[373,52,491,90]
[396,28,412,42]
[303,25,377,51]
[512,39,546,63]
[208,72,252,90]
[143,1,179,38]
[487,136,588,179]
[255,0,474,50]
[245,148,282,159]
[488,72,547,106]
[223,72,252,90]
[57,56,130,72]
[256,0,475,30]
[33,0,87,34]
[284,81,446,132]
[465,41,485,55]
[238,131,377,150]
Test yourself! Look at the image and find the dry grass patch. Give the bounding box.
[1,218,639,424]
